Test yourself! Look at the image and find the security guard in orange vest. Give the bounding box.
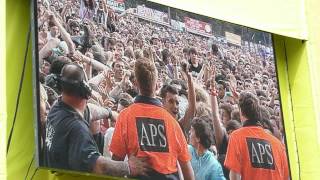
[110,57,195,180]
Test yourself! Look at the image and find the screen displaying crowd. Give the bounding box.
[36,0,289,179]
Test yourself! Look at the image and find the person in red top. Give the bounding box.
[110,57,195,180]
[224,92,289,180]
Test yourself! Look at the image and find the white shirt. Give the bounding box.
[103,127,115,158]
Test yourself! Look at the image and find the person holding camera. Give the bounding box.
[43,63,149,177]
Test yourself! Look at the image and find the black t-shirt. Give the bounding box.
[218,132,230,179]
[188,61,202,77]
[43,98,100,172]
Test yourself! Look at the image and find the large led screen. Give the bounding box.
[33,0,290,179]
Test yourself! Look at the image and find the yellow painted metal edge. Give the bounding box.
[1,0,7,179]
[6,0,34,179]
[273,35,299,180]
[283,36,320,179]
[304,0,320,152]
[5,1,123,179]
[149,0,308,40]
[274,33,320,179]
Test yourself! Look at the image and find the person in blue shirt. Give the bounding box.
[188,118,226,180]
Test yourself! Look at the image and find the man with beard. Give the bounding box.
[108,59,137,104]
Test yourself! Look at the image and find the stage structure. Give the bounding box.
[3,0,320,179]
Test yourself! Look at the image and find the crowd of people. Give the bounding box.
[37,0,289,179]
